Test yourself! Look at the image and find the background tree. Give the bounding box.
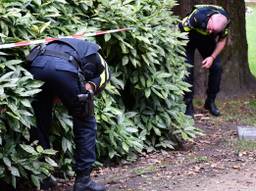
[174,0,256,97]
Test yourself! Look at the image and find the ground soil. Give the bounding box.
[51,96,256,191]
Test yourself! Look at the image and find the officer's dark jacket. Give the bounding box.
[31,38,110,94]
[179,4,230,39]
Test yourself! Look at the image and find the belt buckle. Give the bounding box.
[40,47,46,54]
[69,56,79,68]
[68,56,73,62]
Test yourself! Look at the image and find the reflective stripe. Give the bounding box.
[187,8,199,22]
[181,17,191,32]
[181,8,200,32]
[194,4,223,10]
[195,28,209,35]
[224,29,228,36]
[98,54,109,87]
[183,26,191,32]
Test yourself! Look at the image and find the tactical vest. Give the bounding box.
[27,38,109,94]
[180,4,230,36]
[27,38,101,68]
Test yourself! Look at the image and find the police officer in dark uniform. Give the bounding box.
[28,38,110,191]
[179,4,230,117]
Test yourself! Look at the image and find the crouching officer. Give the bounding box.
[179,4,230,117]
[27,38,110,191]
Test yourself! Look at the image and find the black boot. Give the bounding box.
[73,173,106,191]
[184,99,194,117]
[204,98,220,116]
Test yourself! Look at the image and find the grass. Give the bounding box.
[133,165,157,176]
[193,156,209,163]
[246,3,256,77]
[221,98,256,126]
[192,96,256,128]
[233,140,256,152]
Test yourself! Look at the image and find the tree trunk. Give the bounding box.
[174,0,256,97]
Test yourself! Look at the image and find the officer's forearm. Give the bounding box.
[211,37,227,59]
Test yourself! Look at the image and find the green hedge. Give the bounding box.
[0,0,200,189]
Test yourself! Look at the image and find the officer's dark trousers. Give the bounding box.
[30,62,96,174]
[184,31,222,100]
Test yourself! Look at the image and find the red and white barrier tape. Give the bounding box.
[0,28,133,49]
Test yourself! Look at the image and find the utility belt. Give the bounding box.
[42,49,80,68]
[27,45,80,69]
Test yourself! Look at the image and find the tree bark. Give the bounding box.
[174,0,256,97]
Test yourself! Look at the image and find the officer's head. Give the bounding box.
[207,13,228,34]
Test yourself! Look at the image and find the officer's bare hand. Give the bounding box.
[201,56,214,69]
[84,82,95,91]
